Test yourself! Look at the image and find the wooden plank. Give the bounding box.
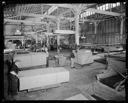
[43,4,74,9]
[86,8,123,16]
[4,19,47,25]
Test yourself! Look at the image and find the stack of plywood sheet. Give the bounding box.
[58,55,66,66]
[48,59,56,67]
[75,50,93,65]
[18,67,69,91]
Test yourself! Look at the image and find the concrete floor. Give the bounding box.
[15,62,105,100]
[13,50,125,100]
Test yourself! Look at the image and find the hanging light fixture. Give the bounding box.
[15,26,21,35]
[81,35,86,39]
[89,22,93,24]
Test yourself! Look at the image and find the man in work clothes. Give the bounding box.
[70,50,75,68]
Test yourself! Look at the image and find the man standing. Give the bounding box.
[9,61,19,100]
[4,61,10,100]
[70,50,75,68]
[44,45,49,67]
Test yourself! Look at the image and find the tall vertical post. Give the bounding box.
[46,23,50,47]
[35,33,38,44]
[94,21,98,44]
[75,13,80,45]
[41,4,43,14]
[57,18,60,46]
[94,22,98,35]
[120,16,124,44]
[21,39,24,46]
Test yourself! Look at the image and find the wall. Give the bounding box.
[4,24,17,36]
[84,17,126,44]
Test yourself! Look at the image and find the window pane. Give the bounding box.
[106,4,109,10]
[117,2,120,6]
[113,3,116,8]
[103,5,105,10]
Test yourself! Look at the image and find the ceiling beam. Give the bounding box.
[18,12,57,19]
[81,19,101,22]
[85,8,124,16]
[59,9,74,17]
[5,15,21,19]
[44,6,58,15]
[4,19,47,25]
[18,12,75,21]
[43,4,74,9]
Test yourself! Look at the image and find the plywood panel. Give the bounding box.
[4,24,17,35]
[18,67,70,91]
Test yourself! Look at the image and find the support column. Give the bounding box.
[94,21,99,44]
[94,22,98,35]
[40,39,42,46]
[120,16,124,44]
[57,35,60,46]
[35,33,38,44]
[21,39,24,46]
[46,23,50,47]
[45,35,48,47]
[75,14,80,45]
[57,18,60,46]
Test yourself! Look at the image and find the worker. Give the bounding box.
[57,45,61,53]
[44,45,49,67]
[70,50,75,68]
[9,60,19,100]
[4,60,11,100]
[4,52,15,100]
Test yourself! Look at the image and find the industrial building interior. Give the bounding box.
[3,2,127,101]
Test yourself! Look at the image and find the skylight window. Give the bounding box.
[102,5,106,10]
[81,2,120,18]
[113,3,116,8]
[105,4,109,10]
[117,2,120,6]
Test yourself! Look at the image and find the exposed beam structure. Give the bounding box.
[4,19,47,25]
[18,12,57,19]
[60,16,75,21]
[85,8,124,16]
[59,9,74,17]
[43,4,74,9]
[5,15,20,19]
[19,12,75,21]
[44,6,58,15]
[79,18,101,23]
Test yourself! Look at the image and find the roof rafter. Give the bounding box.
[43,4,75,9]
[44,6,58,15]
[18,12,75,21]
[85,8,124,16]
[4,19,47,25]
